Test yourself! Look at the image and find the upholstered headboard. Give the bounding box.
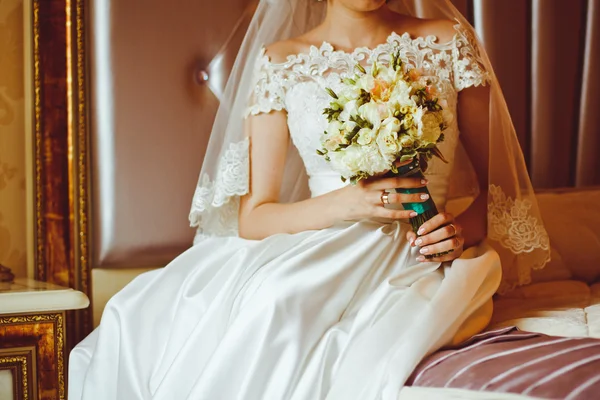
[89,0,253,269]
[88,0,254,325]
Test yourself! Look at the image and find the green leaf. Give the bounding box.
[372,61,379,77]
[325,87,339,99]
[356,63,366,74]
[400,154,416,162]
[431,146,449,163]
[345,130,359,142]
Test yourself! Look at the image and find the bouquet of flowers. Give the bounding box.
[317,52,452,233]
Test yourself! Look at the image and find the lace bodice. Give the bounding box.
[246,23,490,208]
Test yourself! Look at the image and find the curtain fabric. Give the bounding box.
[466,0,599,188]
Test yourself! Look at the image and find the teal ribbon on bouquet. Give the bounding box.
[391,158,451,260]
[392,158,438,233]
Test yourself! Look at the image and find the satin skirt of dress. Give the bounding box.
[69,219,501,400]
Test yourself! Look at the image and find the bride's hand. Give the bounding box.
[335,175,430,221]
[406,212,464,262]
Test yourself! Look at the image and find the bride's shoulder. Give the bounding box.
[263,37,314,64]
[393,15,458,44]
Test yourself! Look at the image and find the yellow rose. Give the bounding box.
[417,112,443,144]
[400,135,414,148]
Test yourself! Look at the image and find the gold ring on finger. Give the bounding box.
[448,223,457,237]
[381,192,390,205]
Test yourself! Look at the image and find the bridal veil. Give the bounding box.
[188,0,550,293]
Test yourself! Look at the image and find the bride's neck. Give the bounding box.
[318,3,397,51]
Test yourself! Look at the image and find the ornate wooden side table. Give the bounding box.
[0,279,88,400]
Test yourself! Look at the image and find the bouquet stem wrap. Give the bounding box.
[392,158,438,234]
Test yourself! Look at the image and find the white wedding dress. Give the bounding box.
[69,25,502,400]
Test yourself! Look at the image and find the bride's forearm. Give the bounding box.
[455,190,488,248]
[238,191,344,240]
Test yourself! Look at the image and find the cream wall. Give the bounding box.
[0,0,27,278]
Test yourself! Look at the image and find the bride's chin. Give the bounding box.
[336,0,388,12]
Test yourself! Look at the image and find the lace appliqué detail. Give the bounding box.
[487,184,550,254]
[189,139,249,235]
[452,25,492,91]
[244,21,491,120]
[245,48,287,116]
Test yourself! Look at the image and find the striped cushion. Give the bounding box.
[408,327,600,399]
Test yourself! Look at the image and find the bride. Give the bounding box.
[69,0,550,399]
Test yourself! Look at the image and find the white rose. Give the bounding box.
[356,128,376,145]
[328,145,362,177]
[381,117,401,133]
[326,120,343,136]
[376,126,400,157]
[357,144,392,175]
[328,143,391,178]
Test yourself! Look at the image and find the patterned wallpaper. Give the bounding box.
[0,0,26,278]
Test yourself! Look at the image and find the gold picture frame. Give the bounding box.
[25,0,91,348]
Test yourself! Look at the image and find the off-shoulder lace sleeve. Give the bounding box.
[452,25,491,91]
[245,48,287,116]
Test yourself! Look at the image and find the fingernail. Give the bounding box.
[421,179,428,184]
[420,194,429,200]
[410,211,418,217]
[416,256,425,262]
[420,247,429,254]
[415,238,422,246]
[417,227,425,235]
[409,238,414,246]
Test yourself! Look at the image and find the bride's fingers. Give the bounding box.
[415,212,454,236]
[380,192,430,204]
[414,223,461,247]
[416,236,463,261]
[372,206,417,220]
[406,231,417,246]
[363,176,427,191]
[418,249,462,263]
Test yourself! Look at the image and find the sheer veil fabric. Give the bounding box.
[189,0,550,293]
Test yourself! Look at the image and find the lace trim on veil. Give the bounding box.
[488,184,551,292]
[488,184,550,254]
[189,138,249,235]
